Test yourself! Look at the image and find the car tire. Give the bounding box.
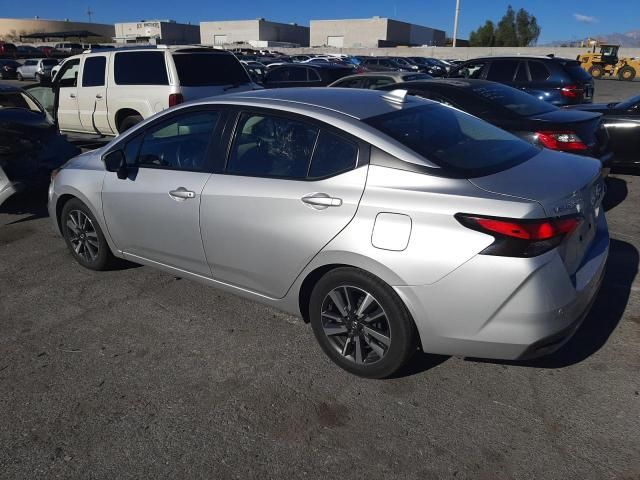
[60,198,116,271]
[588,65,603,78]
[35,73,42,83]
[309,267,418,379]
[16,72,23,81]
[118,114,143,133]
[618,66,636,82]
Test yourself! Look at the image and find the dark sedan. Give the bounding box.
[0,85,79,207]
[377,79,612,174]
[0,59,20,79]
[262,63,353,88]
[566,95,640,170]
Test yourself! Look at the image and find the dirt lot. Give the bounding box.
[0,79,639,480]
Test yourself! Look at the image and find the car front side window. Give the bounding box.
[134,111,220,172]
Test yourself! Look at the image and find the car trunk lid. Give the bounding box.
[469,149,605,275]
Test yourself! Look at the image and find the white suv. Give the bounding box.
[47,46,257,135]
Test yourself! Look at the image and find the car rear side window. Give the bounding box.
[470,83,556,116]
[82,56,106,87]
[485,60,519,82]
[227,113,319,179]
[365,104,538,177]
[114,52,168,85]
[308,131,358,178]
[563,61,592,83]
[172,53,250,86]
[528,61,550,81]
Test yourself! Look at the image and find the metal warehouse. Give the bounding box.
[200,18,310,47]
[310,16,446,48]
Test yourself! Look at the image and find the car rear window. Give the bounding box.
[365,104,538,177]
[114,52,168,85]
[470,83,556,116]
[42,59,59,66]
[563,61,592,83]
[173,53,250,86]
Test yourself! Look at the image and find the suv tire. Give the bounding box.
[119,114,143,133]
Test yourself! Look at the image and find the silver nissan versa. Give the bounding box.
[48,88,609,378]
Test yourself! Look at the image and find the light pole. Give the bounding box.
[452,0,461,47]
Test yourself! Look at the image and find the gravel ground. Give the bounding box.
[0,79,639,480]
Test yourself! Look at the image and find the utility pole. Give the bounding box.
[452,0,461,47]
[86,6,94,23]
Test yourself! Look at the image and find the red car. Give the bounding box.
[0,42,17,58]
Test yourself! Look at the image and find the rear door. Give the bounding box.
[484,59,521,87]
[55,58,82,132]
[200,109,368,298]
[77,55,112,134]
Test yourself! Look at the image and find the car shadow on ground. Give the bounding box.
[0,189,49,224]
[470,238,638,370]
[603,176,628,212]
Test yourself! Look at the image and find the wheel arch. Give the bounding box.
[115,108,143,133]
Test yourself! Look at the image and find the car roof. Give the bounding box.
[272,63,351,70]
[0,84,22,93]
[461,55,576,63]
[221,87,428,120]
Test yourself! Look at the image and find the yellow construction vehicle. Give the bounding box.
[578,44,639,81]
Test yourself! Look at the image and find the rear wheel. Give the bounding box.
[618,66,636,81]
[118,114,143,133]
[61,198,115,271]
[309,267,417,378]
[588,65,603,79]
[16,72,23,81]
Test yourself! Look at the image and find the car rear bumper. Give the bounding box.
[394,213,609,360]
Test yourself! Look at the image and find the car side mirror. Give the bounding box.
[103,150,128,179]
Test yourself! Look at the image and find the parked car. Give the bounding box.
[37,46,63,58]
[0,42,17,58]
[48,88,608,378]
[566,95,640,170]
[0,85,79,207]
[0,59,21,79]
[16,58,59,82]
[54,43,83,55]
[407,57,449,76]
[263,63,353,88]
[291,55,313,63]
[16,45,42,58]
[360,57,414,72]
[448,56,595,106]
[328,72,432,89]
[377,79,612,175]
[32,46,257,136]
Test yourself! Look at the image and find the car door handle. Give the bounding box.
[95,93,103,99]
[301,193,343,209]
[169,187,196,200]
[69,93,76,98]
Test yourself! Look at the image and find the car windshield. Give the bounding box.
[365,104,538,177]
[173,53,251,86]
[616,95,640,110]
[0,91,43,113]
[470,83,556,116]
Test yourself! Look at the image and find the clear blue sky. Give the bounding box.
[3,0,639,43]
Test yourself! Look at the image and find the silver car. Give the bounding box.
[16,58,58,82]
[48,88,609,378]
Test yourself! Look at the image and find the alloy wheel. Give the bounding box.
[320,285,391,365]
[66,210,100,263]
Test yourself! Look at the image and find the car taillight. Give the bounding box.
[456,214,582,257]
[535,131,588,152]
[168,93,184,107]
[560,84,583,99]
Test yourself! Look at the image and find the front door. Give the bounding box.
[102,108,224,276]
[55,58,82,131]
[78,55,112,134]
[200,110,368,298]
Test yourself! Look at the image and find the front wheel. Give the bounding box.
[60,198,115,271]
[618,66,636,81]
[309,267,418,378]
[16,72,23,81]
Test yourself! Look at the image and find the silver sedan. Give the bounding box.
[48,88,609,378]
